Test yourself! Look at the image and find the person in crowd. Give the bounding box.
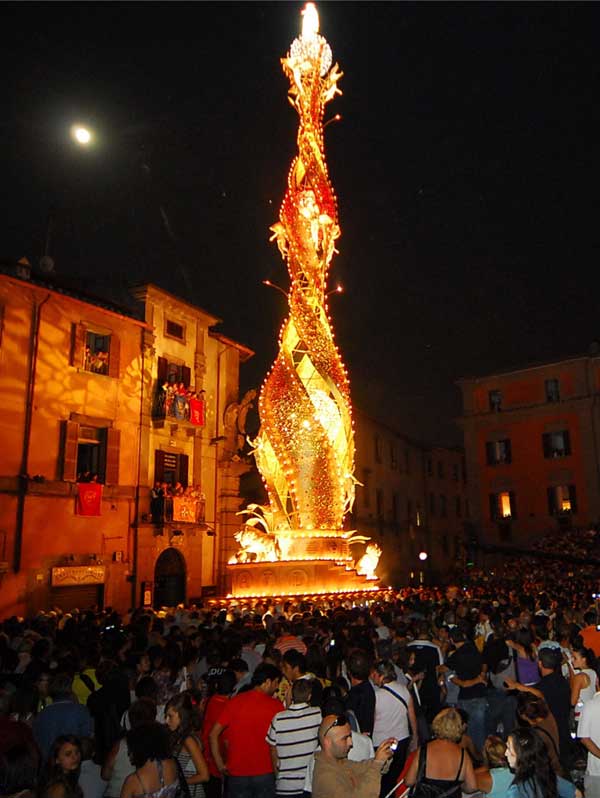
[209,663,283,798]
[229,657,252,696]
[444,626,488,753]
[120,722,180,798]
[311,712,394,798]
[505,727,581,797]
[165,692,209,798]
[41,735,83,798]
[474,735,513,797]
[201,670,236,798]
[579,686,600,798]
[516,692,562,775]
[370,659,418,797]
[71,647,100,705]
[87,658,130,765]
[403,707,478,797]
[274,622,307,656]
[406,622,443,722]
[77,736,105,798]
[0,742,40,798]
[32,674,92,762]
[102,698,156,798]
[266,678,321,798]
[506,627,540,686]
[345,650,376,736]
[567,644,598,728]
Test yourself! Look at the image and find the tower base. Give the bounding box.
[227,559,379,598]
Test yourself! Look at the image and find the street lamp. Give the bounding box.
[418,551,428,561]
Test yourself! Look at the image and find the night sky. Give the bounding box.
[3,2,599,445]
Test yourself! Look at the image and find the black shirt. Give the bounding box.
[447,641,486,700]
[536,670,571,766]
[346,678,376,736]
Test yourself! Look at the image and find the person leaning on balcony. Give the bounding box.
[311,713,395,798]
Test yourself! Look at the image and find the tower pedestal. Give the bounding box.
[227,558,379,598]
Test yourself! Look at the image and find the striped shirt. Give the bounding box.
[266,702,322,796]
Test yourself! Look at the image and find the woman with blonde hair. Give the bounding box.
[404,708,478,796]
[474,735,513,797]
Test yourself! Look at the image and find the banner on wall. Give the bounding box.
[189,398,205,426]
[76,482,102,516]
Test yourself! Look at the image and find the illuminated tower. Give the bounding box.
[228,3,381,596]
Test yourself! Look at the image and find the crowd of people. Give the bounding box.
[1,529,600,798]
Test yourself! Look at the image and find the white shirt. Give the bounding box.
[372,680,412,747]
[579,691,600,776]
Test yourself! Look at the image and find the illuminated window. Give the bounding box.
[62,419,120,485]
[489,390,502,412]
[486,439,512,465]
[489,491,516,520]
[547,484,577,515]
[165,318,185,342]
[84,331,111,375]
[542,430,571,458]
[545,378,560,403]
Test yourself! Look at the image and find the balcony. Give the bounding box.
[150,496,206,525]
[153,384,205,426]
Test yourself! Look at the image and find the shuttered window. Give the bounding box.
[70,322,120,377]
[61,420,120,485]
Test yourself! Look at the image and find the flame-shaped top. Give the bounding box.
[253,4,352,537]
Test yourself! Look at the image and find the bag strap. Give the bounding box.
[382,685,409,710]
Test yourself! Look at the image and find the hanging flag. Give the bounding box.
[189,398,205,426]
[77,482,102,516]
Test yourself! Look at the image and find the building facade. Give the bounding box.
[0,264,252,617]
[458,353,600,549]
[352,409,468,585]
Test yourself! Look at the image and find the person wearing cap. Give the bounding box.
[311,713,395,798]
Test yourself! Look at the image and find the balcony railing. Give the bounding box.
[153,385,205,425]
[150,496,206,525]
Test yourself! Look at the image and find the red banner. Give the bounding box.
[76,483,103,516]
[189,398,205,426]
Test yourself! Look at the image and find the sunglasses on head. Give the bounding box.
[324,714,349,737]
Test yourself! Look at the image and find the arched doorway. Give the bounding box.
[154,547,186,608]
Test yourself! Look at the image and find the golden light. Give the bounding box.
[500,492,512,518]
[71,125,92,145]
[228,3,382,595]
[302,3,319,39]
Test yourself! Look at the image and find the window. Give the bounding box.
[155,450,189,489]
[489,491,516,520]
[62,420,120,485]
[542,430,571,458]
[440,494,447,517]
[71,322,120,378]
[154,356,193,418]
[426,458,433,477]
[391,493,400,532]
[437,461,444,479]
[429,492,436,516]
[165,319,185,342]
[455,495,462,517]
[486,439,512,465]
[489,390,502,412]
[374,435,382,464]
[407,498,412,522]
[442,535,449,556]
[405,450,411,474]
[465,498,470,518]
[452,464,459,481]
[545,378,560,403]
[547,484,577,515]
[462,457,467,483]
[390,442,398,470]
[416,502,422,527]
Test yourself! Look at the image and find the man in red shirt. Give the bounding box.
[209,663,283,798]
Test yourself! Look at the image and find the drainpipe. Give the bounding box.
[15,293,51,572]
[211,346,228,589]
[131,329,146,608]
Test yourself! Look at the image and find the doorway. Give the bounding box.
[153,548,186,608]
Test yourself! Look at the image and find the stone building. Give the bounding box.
[352,409,468,585]
[0,262,252,617]
[458,351,600,549]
